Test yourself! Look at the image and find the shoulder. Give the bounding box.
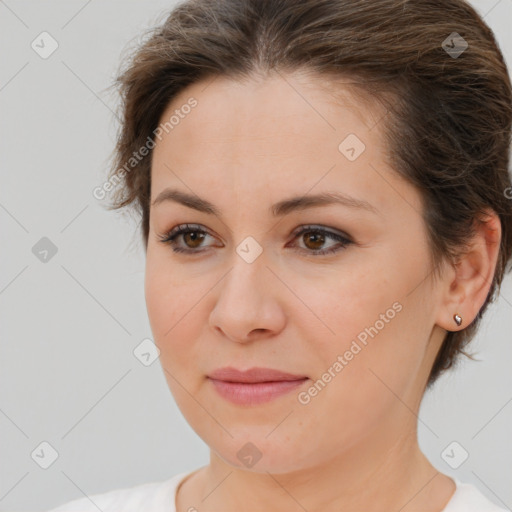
[443,479,508,512]
[46,471,192,512]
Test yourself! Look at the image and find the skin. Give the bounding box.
[144,70,501,512]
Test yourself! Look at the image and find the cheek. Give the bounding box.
[296,258,425,393]
[144,250,211,380]
[145,268,200,409]
[144,253,170,337]
[291,262,394,352]
[144,250,193,349]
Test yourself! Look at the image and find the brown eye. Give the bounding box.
[290,225,353,256]
[182,230,206,248]
[158,223,352,257]
[302,231,326,251]
[158,224,217,254]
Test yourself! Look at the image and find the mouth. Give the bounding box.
[207,366,309,405]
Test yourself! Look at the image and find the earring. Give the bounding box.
[453,313,462,326]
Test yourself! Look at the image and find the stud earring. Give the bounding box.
[453,313,462,326]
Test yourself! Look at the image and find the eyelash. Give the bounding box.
[157,223,353,256]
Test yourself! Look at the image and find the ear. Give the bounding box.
[436,208,501,332]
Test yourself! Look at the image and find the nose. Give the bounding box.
[208,255,287,344]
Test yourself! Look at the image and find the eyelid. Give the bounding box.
[157,223,220,247]
[165,223,213,239]
[158,223,353,256]
[290,224,352,240]
[161,223,351,241]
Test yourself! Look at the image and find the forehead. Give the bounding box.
[150,72,421,218]
[156,71,379,146]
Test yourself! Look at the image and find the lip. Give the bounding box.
[208,366,307,383]
[207,367,308,406]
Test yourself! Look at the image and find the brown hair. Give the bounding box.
[104,0,512,387]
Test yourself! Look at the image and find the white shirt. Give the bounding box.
[47,470,509,512]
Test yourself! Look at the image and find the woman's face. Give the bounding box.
[145,71,448,473]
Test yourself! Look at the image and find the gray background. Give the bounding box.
[1,1,511,511]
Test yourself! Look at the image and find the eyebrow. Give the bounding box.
[151,188,380,217]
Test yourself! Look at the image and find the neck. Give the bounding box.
[182,412,454,512]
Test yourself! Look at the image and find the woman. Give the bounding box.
[49,0,511,510]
